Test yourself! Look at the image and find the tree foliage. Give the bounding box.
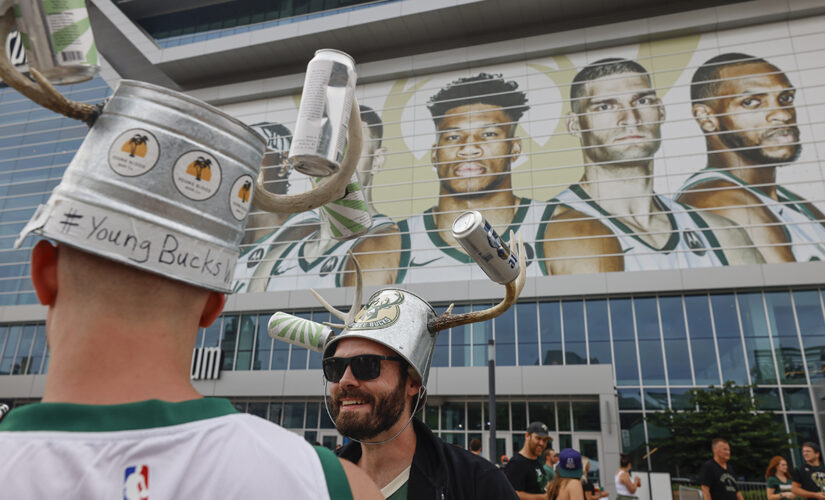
[647,382,795,479]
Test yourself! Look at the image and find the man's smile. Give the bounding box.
[454,162,486,177]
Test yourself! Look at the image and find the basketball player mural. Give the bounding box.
[346,73,544,285]
[233,105,392,293]
[677,53,825,263]
[538,58,763,274]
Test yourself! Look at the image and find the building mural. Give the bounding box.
[228,17,825,292]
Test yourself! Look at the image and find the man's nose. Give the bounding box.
[337,364,360,388]
[458,136,482,157]
[767,98,793,123]
[618,105,642,127]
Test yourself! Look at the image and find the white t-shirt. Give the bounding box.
[0,398,350,499]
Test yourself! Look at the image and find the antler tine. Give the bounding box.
[253,96,363,214]
[322,321,347,330]
[310,288,349,322]
[429,230,527,332]
[0,7,99,125]
[345,250,363,326]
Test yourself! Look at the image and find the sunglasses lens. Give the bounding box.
[350,355,381,381]
[322,358,346,382]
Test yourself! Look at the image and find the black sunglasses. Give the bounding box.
[323,354,403,383]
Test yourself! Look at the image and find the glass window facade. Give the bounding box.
[134,0,400,48]
[0,78,112,307]
[3,287,822,469]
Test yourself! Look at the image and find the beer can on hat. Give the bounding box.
[288,49,357,177]
[11,0,99,84]
[268,312,334,352]
[451,210,519,284]
[312,174,372,240]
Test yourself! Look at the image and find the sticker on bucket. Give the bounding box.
[108,129,160,177]
[229,175,254,220]
[172,151,222,201]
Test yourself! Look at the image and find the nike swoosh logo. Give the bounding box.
[410,257,441,267]
[270,265,296,276]
[622,247,635,254]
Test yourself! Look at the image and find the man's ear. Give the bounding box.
[510,137,522,159]
[199,291,226,327]
[31,240,59,306]
[693,103,719,133]
[372,147,387,172]
[566,112,581,138]
[430,143,438,166]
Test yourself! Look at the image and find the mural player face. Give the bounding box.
[432,103,521,196]
[571,72,664,165]
[711,62,800,165]
[328,338,409,441]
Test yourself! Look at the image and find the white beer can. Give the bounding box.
[288,49,357,177]
[451,210,519,284]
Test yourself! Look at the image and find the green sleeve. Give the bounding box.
[766,476,778,489]
[313,446,354,500]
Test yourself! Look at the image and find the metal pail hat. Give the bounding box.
[322,288,438,386]
[14,80,265,293]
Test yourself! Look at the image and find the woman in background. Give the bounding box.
[765,456,795,499]
[615,453,642,500]
[547,448,585,500]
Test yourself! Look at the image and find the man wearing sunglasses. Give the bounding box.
[323,290,518,500]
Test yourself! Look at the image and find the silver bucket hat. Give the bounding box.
[15,80,265,292]
[323,288,437,385]
[4,60,365,292]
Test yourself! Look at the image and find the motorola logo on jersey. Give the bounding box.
[320,256,338,277]
[683,229,707,256]
[246,248,265,268]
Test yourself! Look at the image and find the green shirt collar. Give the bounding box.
[0,398,237,432]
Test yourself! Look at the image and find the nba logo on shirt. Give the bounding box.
[124,465,149,500]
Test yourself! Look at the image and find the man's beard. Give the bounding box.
[440,167,508,198]
[329,376,407,441]
[719,126,801,166]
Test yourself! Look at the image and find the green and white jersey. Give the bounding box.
[0,398,351,500]
[538,185,728,274]
[394,197,544,284]
[263,212,396,290]
[680,169,825,262]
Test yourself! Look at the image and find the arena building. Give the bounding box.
[2,0,824,493]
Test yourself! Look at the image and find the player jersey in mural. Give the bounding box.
[234,211,396,291]
[394,197,543,284]
[0,399,347,499]
[680,169,825,262]
[538,184,728,273]
[233,211,320,293]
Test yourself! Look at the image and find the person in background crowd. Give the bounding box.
[700,438,744,500]
[581,457,608,500]
[615,453,642,500]
[470,437,483,456]
[765,455,796,499]
[792,442,825,499]
[505,421,551,499]
[542,448,559,490]
[501,455,511,469]
[546,448,585,500]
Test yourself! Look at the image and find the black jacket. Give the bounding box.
[337,418,519,500]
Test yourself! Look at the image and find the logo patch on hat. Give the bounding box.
[349,291,404,330]
[566,457,575,469]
